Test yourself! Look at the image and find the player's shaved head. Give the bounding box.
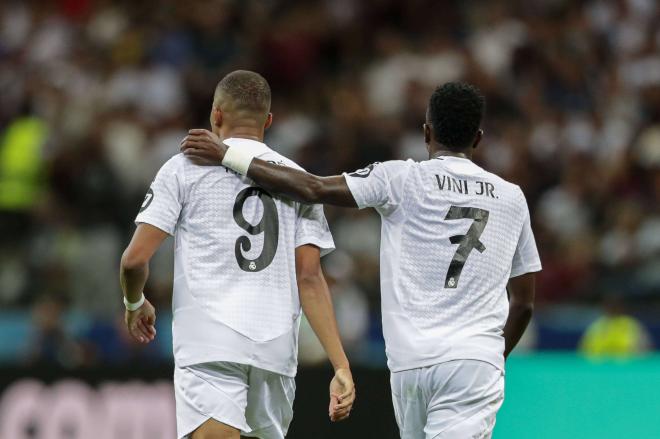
[213,70,271,123]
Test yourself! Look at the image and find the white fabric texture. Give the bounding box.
[344,156,541,372]
[174,361,295,439]
[135,140,334,377]
[390,360,504,439]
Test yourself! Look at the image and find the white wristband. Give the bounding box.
[124,293,145,311]
[222,145,257,175]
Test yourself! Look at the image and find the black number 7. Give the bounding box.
[444,206,490,289]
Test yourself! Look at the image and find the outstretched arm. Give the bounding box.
[181,129,357,207]
[249,160,356,207]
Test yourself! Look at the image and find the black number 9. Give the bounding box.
[233,187,279,272]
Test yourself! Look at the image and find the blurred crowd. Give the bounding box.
[1,0,660,367]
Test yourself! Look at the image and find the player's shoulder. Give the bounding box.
[349,159,415,179]
[482,167,526,203]
[481,166,516,187]
[159,153,187,174]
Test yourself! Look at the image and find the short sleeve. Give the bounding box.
[295,203,335,257]
[510,199,542,278]
[343,160,412,215]
[134,156,185,235]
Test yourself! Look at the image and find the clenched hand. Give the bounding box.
[125,299,157,344]
[329,367,356,422]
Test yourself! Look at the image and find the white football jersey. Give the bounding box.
[135,138,334,377]
[344,156,541,372]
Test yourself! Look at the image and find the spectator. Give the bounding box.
[24,294,82,368]
[580,295,652,357]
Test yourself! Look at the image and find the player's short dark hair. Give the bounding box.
[427,82,485,150]
[214,70,271,114]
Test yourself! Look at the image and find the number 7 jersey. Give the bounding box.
[135,139,334,377]
[344,156,541,372]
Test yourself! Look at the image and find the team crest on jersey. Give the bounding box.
[139,188,154,212]
[349,162,380,178]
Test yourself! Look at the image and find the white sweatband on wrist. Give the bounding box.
[222,144,256,175]
[124,293,145,311]
[221,137,271,175]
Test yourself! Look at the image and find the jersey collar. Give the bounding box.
[432,155,484,174]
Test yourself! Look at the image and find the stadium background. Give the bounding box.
[1,0,660,437]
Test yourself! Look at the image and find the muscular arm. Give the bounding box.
[248,159,357,207]
[503,272,536,359]
[180,129,357,207]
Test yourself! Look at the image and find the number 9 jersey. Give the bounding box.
[135,139,334,377]
[343,156,541,372]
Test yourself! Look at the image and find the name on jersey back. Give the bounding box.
[435,174,497,199]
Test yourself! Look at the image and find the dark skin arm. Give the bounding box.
[503,272,536,359]
[180,129,357,207]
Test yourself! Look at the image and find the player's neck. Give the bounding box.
[218,127,265,143]
[429,145,472,161]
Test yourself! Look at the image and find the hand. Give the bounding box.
[329,367,355,422]
[180,129,227,163]
[125,299,157,344]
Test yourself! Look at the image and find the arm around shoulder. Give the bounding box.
[248,159,357,207]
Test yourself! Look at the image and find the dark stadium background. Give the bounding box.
[1,0,660,437]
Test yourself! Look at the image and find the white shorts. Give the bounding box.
[391,360,504,439]
[174,362,296,439]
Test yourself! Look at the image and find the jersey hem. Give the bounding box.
[135,219,174,236]
[510,265,542,278]
[387,352,504,374]
[295,237,335,257]
[342,173,368,209]
[176,351,297,378]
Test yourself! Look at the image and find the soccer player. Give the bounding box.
[120,70,355,439]
[181,82,542,438]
